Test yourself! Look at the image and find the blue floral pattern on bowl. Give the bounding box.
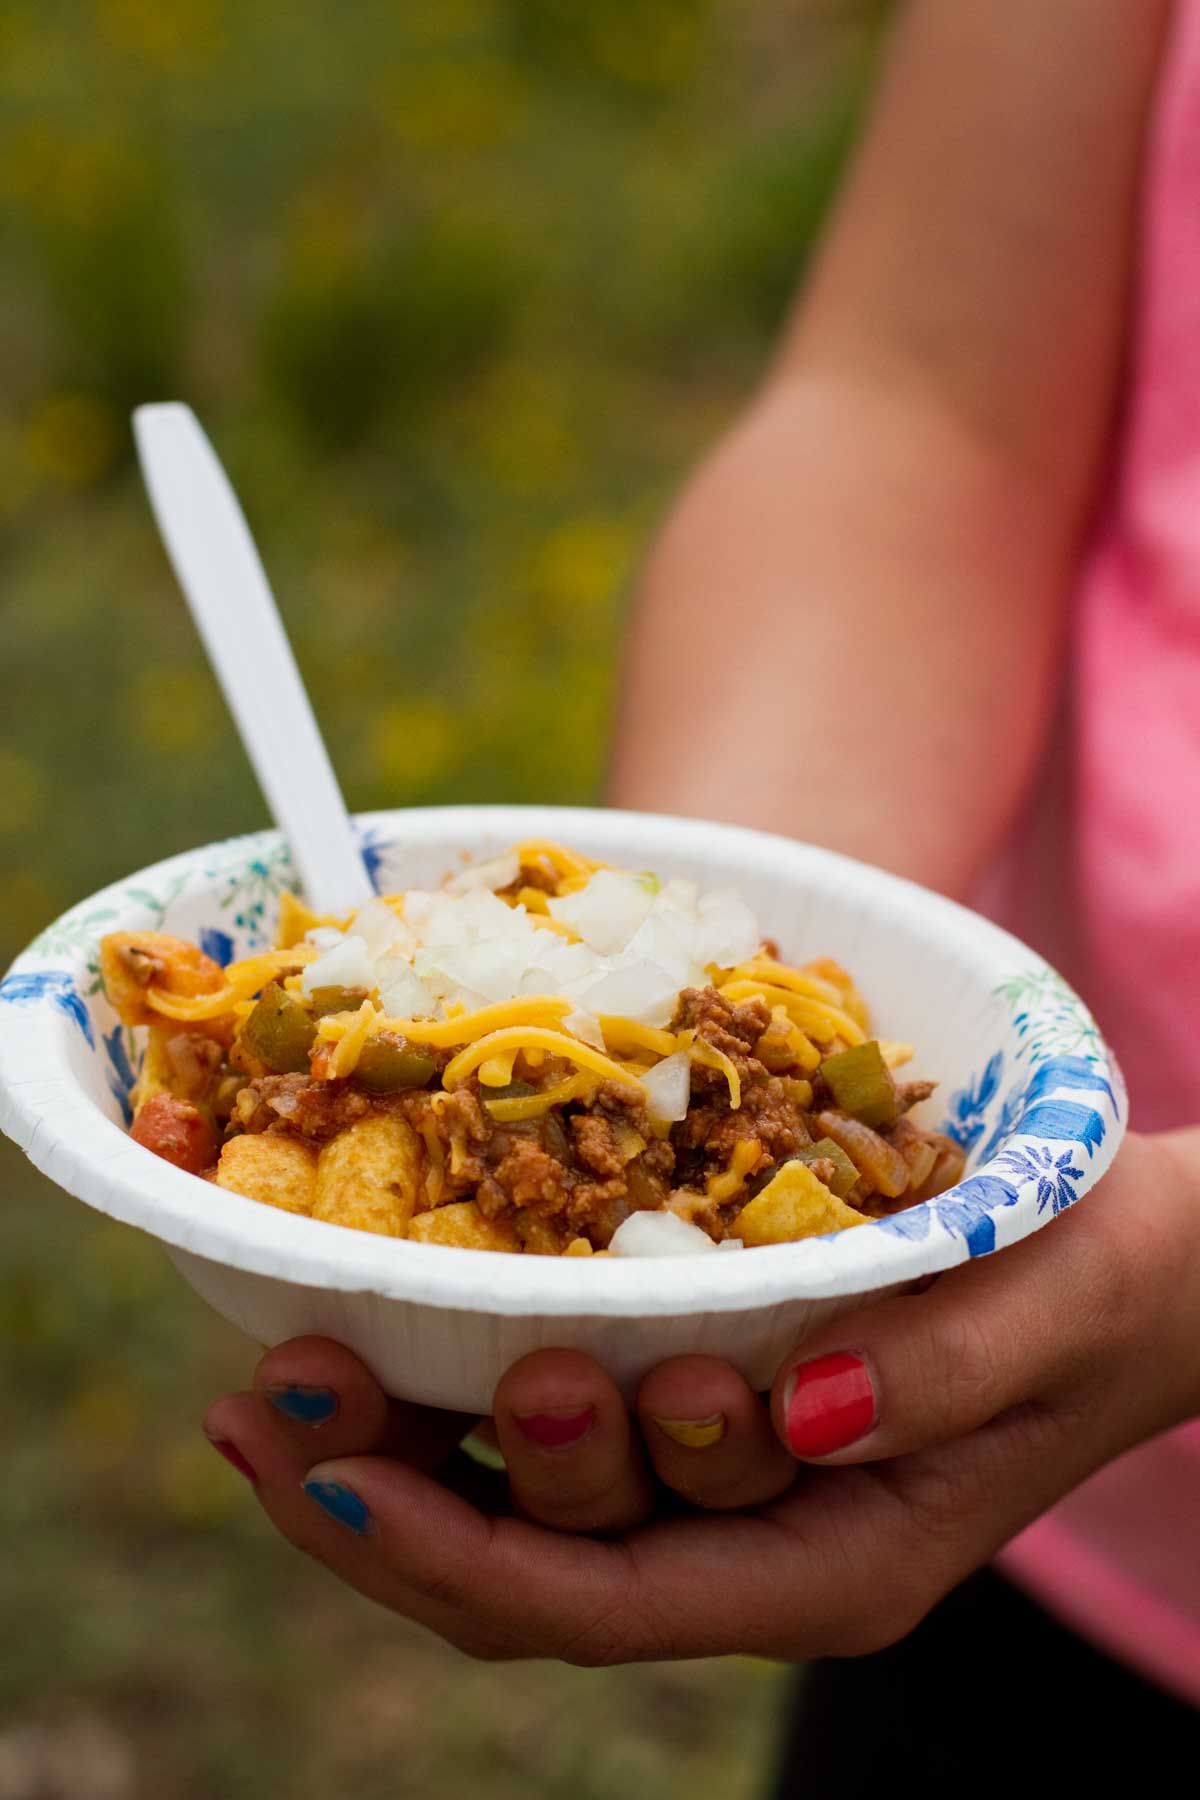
[0,969,95,1048]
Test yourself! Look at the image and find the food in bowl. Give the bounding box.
[98,839,964,1255]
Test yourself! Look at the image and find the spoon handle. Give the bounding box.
[133,403,373,917]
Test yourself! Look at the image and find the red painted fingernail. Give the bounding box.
[512,1407,595,1450]
[784,1351,875,1458]
[206,1435,258,1483]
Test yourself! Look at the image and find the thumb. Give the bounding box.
[769,1180,1134,1465]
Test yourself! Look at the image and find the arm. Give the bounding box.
[609,0,1172,897]
[201,3,1198,1667]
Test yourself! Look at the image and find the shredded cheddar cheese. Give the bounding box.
[718,978,863,1049]
[276,891,352,950]
[326,1000,378,1078]
[598,1017,677,1059]
[726,956,845,1007]
[478,1051,517,1087]
[484,1072,595,1123]
[512,838,601,879]
[442,1027,641,1091]
[317,995,572,1049]
[706,1137,764,1202]
[146,947,318,1021]
[684,1033,742,1109]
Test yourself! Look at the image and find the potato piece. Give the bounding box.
[731,1160,868,1246]
[313,1112,422,1238]
[99,931,226,1028]
[131,1025,176,1113]
[216,1134,319,1217]
[407,1201,521,1252]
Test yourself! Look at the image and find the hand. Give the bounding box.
[202,1129,1200,1665]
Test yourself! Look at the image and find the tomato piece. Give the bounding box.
[131,1093,218,1176]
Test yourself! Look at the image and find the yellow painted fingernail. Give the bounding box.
[654,1413,726,1449]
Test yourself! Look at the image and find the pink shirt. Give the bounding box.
[984,0,1200,1707]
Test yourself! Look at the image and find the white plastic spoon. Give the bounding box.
[132,403,374,917]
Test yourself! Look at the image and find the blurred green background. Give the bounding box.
[1,3,883,1794]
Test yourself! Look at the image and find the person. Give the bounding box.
[201,0,1200,1783]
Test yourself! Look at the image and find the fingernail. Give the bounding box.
[302,1478,373,1535]
[512,1407,595,1450]
[784,1351,876,1458]
[206,1435,257,1483]
[653,1413,726,1449]
[266,1385,339,1425]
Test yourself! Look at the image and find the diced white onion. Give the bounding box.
[416,939,538,1005]
[609,1211,721,1256]
[694,887,761,968]
[548,870,656,955]
[444,849,521,895]
[574,958,681,1029]
[562,1005,606,1050]
[625,911,706,988]
[638,1050,691,1123]
[375,955,434,1019]
[351,897,409,958]
[305,926,346,951]
[301,934,377,997]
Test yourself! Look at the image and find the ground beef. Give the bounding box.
[896,1078,937,1112]
[570,1112,626,1178]
[227,991,940,1244]
[677,1075,812,1163]
[484,1140,567,1212]
[234,1074,372,1139]
[401,1077,675,1244]
[671,987,772,1066]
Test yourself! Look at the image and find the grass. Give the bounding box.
[0,2,884,1791]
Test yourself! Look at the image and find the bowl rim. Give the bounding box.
[0,804,1127,1317]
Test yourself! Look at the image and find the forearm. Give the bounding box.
[609,0,1171,898]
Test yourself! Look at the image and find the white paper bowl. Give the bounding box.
[0,806,1126,1411]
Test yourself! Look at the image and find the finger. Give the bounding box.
[252,1335,473,1468]
[204,1412,519,1659]
[202,1337,471,1487]
[769,1194,1126,1465]
[292,1449,671,1662]
[636,1356,796,1509]
[492,1350,655,1535]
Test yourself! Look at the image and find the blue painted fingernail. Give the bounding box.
[266,1385,339,1425]
[303,1478,372,1535]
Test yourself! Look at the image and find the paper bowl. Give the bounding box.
[0,806,1126,1411]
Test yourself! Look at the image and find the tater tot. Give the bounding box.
[731,1160,868,1246]
[407,1201,521,1252]
[215,1133,319,1217]
[313,1112,422,1238]
[131,1025,177,1113]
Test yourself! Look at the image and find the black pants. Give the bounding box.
[771,1568,1198,1797]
